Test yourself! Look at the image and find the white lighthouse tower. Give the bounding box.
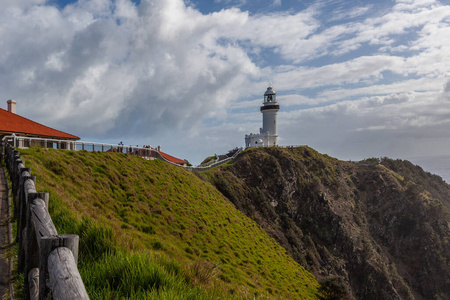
[245,86,280,148]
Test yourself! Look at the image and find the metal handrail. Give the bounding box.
[2,135,158,157]
[3,136,303,170]
[1,135,244,170]
[187,148,243,171]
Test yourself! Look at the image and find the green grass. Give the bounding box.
[17,148,320,299]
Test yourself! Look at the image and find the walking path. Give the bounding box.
[0,167,11,299]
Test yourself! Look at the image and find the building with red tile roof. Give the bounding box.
[1,100,188,166]
[0,100,79,140]
[159,150,188,165]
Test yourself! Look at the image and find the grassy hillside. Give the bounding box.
[19,148,320,299]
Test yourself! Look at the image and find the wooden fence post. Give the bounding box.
[18,169,31,226]
[39,235,80,300]
[48,247,89,300]
[24,191,39,300]
[12,159,22,220]
[28,268,39,300]
[13,156,22,196]
[18,170,32,272]
[38,192,50,211]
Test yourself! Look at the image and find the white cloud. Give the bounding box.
[328,4,372,22]
[272,55,407,92]
[316,76,445,102]
[278,80,450,160]
[272,0,281,7]
[1,0,450,164]
[0,0,262,137]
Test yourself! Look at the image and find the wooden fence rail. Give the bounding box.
[1,141,89,300]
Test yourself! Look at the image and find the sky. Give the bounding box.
[1,0,450,166]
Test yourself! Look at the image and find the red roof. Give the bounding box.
[0,108,80,140]
[159,151,188,164]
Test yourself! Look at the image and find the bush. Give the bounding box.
[318,276,348,300]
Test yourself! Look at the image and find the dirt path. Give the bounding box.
[0,167,11,299]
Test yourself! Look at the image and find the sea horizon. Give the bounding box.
[406,155,450,184]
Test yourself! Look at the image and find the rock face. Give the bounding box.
[206,147,450,300]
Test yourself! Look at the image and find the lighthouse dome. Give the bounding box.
[264,86,276,103]
[264,86,276,96]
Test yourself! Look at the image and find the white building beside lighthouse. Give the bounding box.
[245,86,280,148]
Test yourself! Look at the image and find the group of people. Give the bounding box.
[115,142,159,157]
[118,142,153,149]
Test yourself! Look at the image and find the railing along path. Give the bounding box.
[3,135,246,171]
[187,148,243,171]
[1,141,89,300]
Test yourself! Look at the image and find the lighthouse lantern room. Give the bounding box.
[245,86,280,148]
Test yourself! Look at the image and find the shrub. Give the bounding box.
[318,276,348,300]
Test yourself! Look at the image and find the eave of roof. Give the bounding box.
[0,108,80,140]
[159,151,187,164]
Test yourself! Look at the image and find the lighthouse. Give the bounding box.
[245,86,280,148]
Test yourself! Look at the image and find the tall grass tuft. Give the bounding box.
[187,260,219,285]
[78,217,116,264]
[81,251,220,299]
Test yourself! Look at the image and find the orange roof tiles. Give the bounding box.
[159,151,188,164]
[0,108,80,140]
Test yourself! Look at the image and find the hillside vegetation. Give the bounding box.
[204,147,450,300]
[19,148,320,299]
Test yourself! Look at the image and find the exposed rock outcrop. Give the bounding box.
[205,147,450,300]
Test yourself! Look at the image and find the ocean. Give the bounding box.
[406,155,450,184]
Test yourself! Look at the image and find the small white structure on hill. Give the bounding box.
[245,86,280,148]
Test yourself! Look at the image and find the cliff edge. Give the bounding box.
[205,147,450,300]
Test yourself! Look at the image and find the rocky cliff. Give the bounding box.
[204,147,450,300]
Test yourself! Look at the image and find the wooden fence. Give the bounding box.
[2,142,89,300]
